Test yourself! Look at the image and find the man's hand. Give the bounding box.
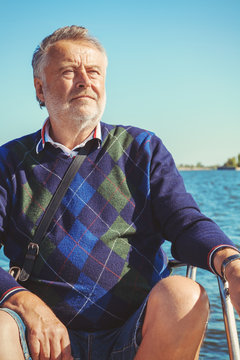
[213,247,240,316]
[3,291,73,360]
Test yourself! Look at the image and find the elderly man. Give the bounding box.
[0,25,239,360]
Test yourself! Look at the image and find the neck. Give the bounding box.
[48,120,97,149]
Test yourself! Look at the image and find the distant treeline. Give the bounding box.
[178,154,240,169]
[223,154,240,168]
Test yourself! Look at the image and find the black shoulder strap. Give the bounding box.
[17,143,92,282]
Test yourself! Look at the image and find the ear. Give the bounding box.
[34,77,45,103]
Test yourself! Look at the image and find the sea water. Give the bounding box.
[178,170,240,359]
[0,170,239,359]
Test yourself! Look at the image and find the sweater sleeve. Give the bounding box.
[0,181,27,304]
[150,135,237,271]
[0,267,28,305]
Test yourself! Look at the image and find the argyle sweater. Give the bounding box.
[0,122,235,331]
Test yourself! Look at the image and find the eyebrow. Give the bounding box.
[59,63,103,72]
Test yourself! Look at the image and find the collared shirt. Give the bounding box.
[36,118,101,157]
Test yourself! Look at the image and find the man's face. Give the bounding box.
[34,40,107,132]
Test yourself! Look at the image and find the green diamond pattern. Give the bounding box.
[112,237,131,260]
[100,216,135,258]
[108,127,134,162]
[98,165,132,213]
[22,180,52,235]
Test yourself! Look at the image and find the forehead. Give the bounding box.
[45,40,107,67]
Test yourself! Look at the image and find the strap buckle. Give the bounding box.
[18,242,40,282]
[8,243,39,282]
[27,242,39,258]
[9,266,21,281]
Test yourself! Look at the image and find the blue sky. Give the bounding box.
[0,0,239,166]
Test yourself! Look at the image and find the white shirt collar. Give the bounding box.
[36,118,101,156]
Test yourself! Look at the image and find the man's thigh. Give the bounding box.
[0,308,32,360]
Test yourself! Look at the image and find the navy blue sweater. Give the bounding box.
[0,122,236,331]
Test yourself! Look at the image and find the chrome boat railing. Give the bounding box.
[169,260,240,360]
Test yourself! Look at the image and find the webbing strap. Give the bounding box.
[17,143,92,282]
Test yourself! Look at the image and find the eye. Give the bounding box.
[62,69,74,77]
[88,69,100,76]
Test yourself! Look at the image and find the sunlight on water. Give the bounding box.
[180,170,240,359]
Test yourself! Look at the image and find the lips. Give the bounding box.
[71,94,96,101]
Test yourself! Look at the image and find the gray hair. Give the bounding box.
[32,25,106,107]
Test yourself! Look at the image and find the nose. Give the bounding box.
[75,67,91,88]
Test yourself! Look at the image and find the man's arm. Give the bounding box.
[2,290,73,360]
[149,135,240,319]
[213,247,240,316]
[149,135,237,271]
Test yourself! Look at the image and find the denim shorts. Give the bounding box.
[0,296,148,360]
[0,308,32,360]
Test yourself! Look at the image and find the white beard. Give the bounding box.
[44,90,106,133]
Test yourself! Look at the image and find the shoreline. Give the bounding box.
[178,167,240,171]
[178,167,215,171]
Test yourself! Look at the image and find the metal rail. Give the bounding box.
[169,260,240,359]
[217,276,240,360]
